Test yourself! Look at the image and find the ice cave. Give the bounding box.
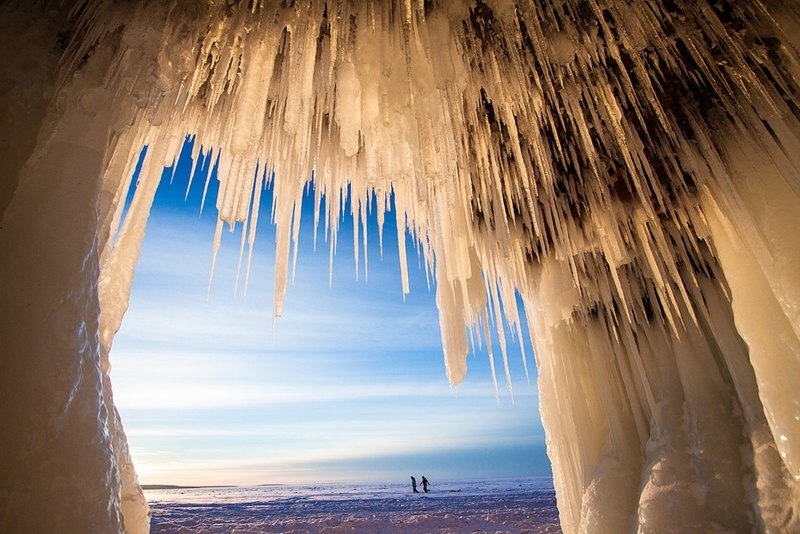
[1,0,799,532]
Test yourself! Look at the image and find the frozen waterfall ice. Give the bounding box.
[1,0,799,532]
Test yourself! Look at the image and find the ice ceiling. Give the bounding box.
[1,0,799,532]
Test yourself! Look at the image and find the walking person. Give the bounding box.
[421,475,430,493]
[411,475,419,493]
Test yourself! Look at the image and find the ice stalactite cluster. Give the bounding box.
[1,0,800,532]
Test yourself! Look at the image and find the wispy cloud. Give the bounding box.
[113,373,528,411]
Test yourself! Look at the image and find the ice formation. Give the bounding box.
[1,0,799,532]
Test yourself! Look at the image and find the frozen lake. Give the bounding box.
[146,477,562,533]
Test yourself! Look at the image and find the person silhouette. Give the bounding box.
[411,475,419,493]
[421,475,430,493]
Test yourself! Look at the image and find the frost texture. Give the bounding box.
[1,1,800,533]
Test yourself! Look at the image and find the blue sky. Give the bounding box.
[111,139,551,486]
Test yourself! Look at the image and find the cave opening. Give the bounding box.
[109,137,547,489]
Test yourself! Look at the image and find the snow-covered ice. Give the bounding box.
[146,478,561,534]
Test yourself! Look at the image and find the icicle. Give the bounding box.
[207,219,224,301]
[482,311,500,403]
[396,210,411,298]
[244,165,267,296]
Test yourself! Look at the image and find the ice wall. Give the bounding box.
[0,6,125,532]
[1,1,799,533]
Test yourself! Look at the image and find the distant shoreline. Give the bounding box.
[141,484,239,490]
[141,477,552,491]
[142,483,287,490]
